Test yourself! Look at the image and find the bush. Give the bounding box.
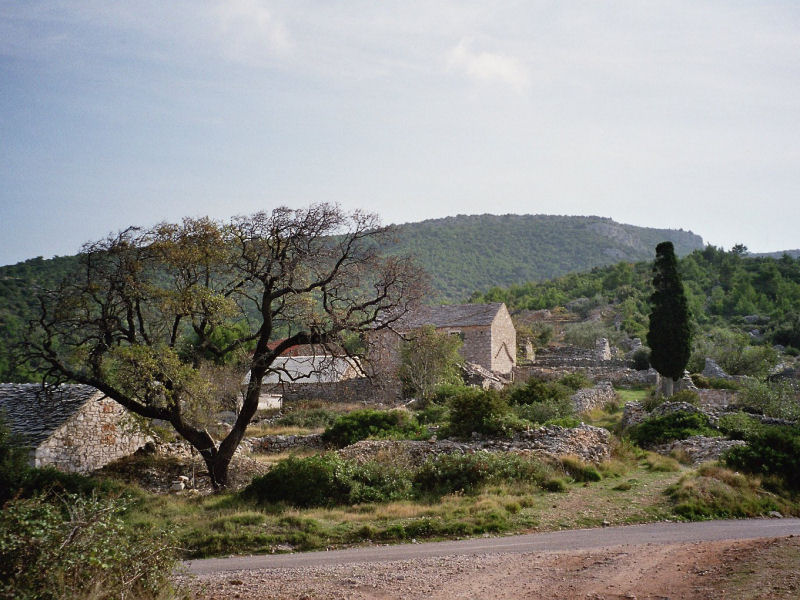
[244,454,412,507]
[724,426,800,490]
[414,402,450,426]
[509,378,571,406]
[690,374,741,390]
[275,407,341,429]
[558,372,592,391]
[628,411,719,447]
[735,379,800,420]
[717,412,765,440]
[0,494,177,600]
[667,465,781,519]
[412,451,549,496]
[432,383,471,403]
[559,455,601,482]
[321,409,426,448]
[507,378,575,426]
[668,389,701,405]
[631,348,650,371]
[446,388,514,438]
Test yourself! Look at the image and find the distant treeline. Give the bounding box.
[471,246,800,350]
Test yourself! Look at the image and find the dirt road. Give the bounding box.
[180,519,800,599]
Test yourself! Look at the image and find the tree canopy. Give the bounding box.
[26,204,425,487]
[647,242,692,386]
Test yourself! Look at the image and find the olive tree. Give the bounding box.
[398,325,463,403]
[28,204,425,488]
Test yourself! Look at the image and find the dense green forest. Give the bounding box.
[471,246,800,355]
[389,214,704,300]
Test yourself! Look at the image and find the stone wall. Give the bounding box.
[336,424,611,465]
[652,436,747,465]
[515,364,658,386]
[271,377,403,405]
[571,381,616,414]
[34,396,150,473]
[248,425,611,464]
[245,433,325,453]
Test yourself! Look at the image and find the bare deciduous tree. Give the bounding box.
[28,204,425,487]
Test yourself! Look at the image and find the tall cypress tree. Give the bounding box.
[647,241,691,395]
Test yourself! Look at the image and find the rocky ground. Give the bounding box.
[178,536,800,600]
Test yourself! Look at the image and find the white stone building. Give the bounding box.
[0,384,149,473]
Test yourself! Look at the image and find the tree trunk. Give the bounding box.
[659,375,674,398]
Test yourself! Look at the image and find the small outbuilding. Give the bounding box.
[0,383,149,473]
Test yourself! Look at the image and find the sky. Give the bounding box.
[2,1,800,266]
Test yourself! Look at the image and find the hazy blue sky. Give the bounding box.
[2,1,799,265]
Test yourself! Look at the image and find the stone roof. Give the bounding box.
[0,384,102,447]
[394,302,506,330]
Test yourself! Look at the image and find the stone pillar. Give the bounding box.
[595,338,611,362]
[523,338,535,363]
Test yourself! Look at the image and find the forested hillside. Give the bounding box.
[0,255,81,380]
[0,213,703,381]
[471,246,800,355]
[389,214,703,300]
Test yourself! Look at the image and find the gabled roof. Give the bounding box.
[266,341,347,357]
[394,302,506,330]
[0,384,102,447]
[248,355,362,385]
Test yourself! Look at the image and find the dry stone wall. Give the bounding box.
[571,381,616,414]
[246,425,612,464]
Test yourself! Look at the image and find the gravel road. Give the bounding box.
[184,517,800,574]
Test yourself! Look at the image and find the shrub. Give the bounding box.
[628,411,719,447]
[275,407,341,429]
[563,320,615,348]
[446,388,513,438]
[412,451,548,496]
[509,378,571,406]
[432,383,471,403]
[0,494,177,600]
[415,402,450,426]
[735,379,800,420]
[321,409,425,448]
[244,454,412,507]
[559,455,601,482]
[667,465,782,519]
[558,372,591,391]
[717,412,765,440]
[641,391,666,412]
[724,426,800,490]
[644,454,681,472]
[668,389,701,405]
[507,378,575,426]
[631,348,650,371]
[544,416,582,428]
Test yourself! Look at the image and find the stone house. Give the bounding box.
[0,383,149,473]
[369,302,517,377]
[245,343,364,408]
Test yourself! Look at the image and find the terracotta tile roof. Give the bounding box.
[0,383,102,447]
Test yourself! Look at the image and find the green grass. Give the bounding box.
[615,388,649,404]
[117,453,694,558]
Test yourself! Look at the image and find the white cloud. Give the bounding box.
[212,0,292,63]
[446,38,530,91]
